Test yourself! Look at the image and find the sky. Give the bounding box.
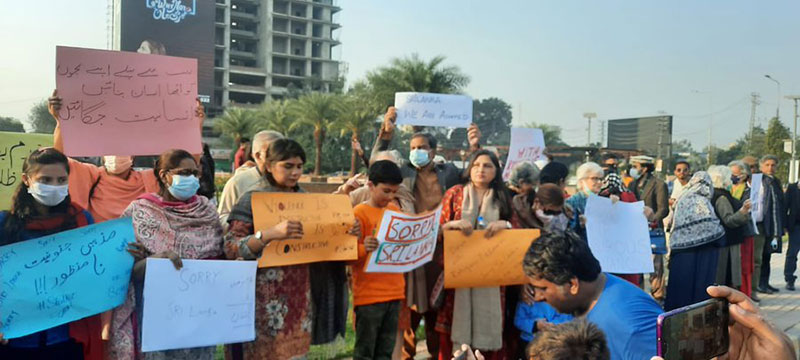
[2,1,799,150]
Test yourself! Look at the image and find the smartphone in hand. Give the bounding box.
[657,298,729,360]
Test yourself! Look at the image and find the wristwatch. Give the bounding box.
[254,231,264,244]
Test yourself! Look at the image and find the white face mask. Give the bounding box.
[28,182,69,206]
[104,156,133,175]
[629,168,641,180]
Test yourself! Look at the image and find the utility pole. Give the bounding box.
[766,75,781,121]
[749,93,760,154]
[583,112,597,146]
[598,120,605,148]
[786,95,800,183]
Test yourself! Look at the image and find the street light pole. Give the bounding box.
[766,75,781,120]
[786,95,800,183]
[583,112,597,146]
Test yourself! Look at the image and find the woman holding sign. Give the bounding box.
[223,139,313,360]
[437,149,515,360]
[0,148,101,360]
[107,149,223,360]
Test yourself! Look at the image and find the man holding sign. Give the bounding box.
[351,160,406,360]
[371,103,482,358]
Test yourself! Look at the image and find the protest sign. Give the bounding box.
[141,259,257,352]
[443,229,539,288]
[750,173,763,235]
[0,132,53,210]
[394,92,472,128]
[55,46,201,156]
[502,127,547,181]
[251,193,357,267]
[366,207,442,273]
[0,218,135,339]
[585,196,655,274]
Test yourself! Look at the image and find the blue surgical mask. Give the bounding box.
[629,168,640,180]
[168,175,200,201]
[409,149,431,168]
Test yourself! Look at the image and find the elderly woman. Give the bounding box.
[566,162,604,239]
[510,162,544,230]
[664,172,725,311]
[508,162,540,196]
[709,165,753,289]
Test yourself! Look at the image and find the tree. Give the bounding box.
[289,93,341,175]
[764,117,791,183]
[255,100,293,136]
[473,98,513,146]
[366,53,470,108]
[213,107,257,151]
[0,117,25,132]
[522,122,567,147]
[28,100,56,134]
[333,94,379,175]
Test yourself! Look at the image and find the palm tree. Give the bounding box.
[289,93,341,175]
[366,53,470,107]
[214,107,257,150]
[255,100,293,136]
[333,94,378,175]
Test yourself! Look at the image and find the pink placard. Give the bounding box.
[55,46,201,156]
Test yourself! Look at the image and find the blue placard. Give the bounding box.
[0,218,136,339]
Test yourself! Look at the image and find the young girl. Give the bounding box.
[0,148,101,360]
[223,139,313,360]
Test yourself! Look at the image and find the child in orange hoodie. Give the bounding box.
[351,160,406,360]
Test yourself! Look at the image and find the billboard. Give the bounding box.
[115,0,215,105]
[607,116,673,158]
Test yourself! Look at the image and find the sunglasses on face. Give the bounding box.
[542,209,562,216]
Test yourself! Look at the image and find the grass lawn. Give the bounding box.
[214,310,428,359]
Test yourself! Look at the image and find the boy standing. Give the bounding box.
[352,160,406,360]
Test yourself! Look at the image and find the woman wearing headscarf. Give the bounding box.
[108,149,223,360]
[708,165,752,290]
[664,172,725,311]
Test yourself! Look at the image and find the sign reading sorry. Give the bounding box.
[366,207,442,273]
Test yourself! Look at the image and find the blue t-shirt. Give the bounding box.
[515,301,573,342]
[586,274,663,360]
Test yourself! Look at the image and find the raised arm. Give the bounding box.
[369,106,397,164]
[48,89,64,152]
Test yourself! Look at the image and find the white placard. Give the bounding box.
[750,173,763,234]
[502,127,547,181]
[366,207,442,273]
[394,92,472,128]
[585,196,655,274]
[142,259,257,352]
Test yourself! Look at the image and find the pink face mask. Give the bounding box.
[104,156,133,175]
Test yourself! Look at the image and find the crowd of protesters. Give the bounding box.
[0,97,797,360]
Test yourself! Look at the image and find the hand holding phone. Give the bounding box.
[657,298,729,360]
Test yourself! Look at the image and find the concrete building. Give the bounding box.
[113,0,343,149]
[212,0,342,113]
